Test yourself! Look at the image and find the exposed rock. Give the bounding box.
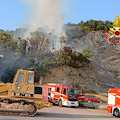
[68,31,120,93]
[43,31,120,93]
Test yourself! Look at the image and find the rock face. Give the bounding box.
[43,65,100,93]
[43,31,120,93]
[68,31,120,93]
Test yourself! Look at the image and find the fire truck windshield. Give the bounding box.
[67,88,78,98]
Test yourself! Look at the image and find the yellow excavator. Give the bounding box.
[0,69,52,116]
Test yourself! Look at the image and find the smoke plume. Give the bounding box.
[21,0,64,39]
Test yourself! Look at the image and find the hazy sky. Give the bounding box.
[0,0,120,30]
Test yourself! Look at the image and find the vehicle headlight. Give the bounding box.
[17,84,22,90]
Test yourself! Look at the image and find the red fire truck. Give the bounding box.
[45,83,85,107]
[108,88,120,117]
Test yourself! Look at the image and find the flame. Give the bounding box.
[62,32,66,37]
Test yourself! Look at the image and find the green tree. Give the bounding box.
[0,32,17,51]
[78,20,113,33]
[58,46,90,68]
[82,45,94,58]
[27,31,50,58]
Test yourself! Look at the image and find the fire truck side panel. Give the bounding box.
[54,86,62,100]
[51,87,55,98]
[108,89,120,115]
[108,105,112,113]
[116,90,120,106]
[108,92,116,105]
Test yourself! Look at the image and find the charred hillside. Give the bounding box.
[67,30,120,93]
[43,30,120,93]
[0,20,119,93]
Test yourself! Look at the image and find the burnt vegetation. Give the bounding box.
[0,19,110,83]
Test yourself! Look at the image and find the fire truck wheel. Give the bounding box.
[58,99,63,107]
[113,108,120,117]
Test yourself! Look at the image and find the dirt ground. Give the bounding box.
[0,106,119,120]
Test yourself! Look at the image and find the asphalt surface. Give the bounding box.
[0,106,119,120]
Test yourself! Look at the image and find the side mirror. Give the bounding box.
[78,90,85,96]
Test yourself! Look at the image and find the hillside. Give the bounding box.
[43,65,100,92]
[68,31,120,93]
[0,20,120,93]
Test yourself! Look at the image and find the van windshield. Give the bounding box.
[67,88,78,98]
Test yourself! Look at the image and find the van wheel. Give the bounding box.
[113,108,120,117]
[58,100,62,107]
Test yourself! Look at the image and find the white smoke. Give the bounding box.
[21,0,64,40]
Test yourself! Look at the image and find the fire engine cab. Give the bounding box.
[108,88,120,117]
[45,83,85,107]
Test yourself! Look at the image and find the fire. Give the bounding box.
[62,32,66,37]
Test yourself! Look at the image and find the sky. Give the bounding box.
[0,0,120,30]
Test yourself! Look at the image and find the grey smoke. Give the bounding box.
[0,51,29,82]
[21,0,65,49]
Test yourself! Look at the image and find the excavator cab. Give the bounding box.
[12,69,35,95]
[12,69,48,102]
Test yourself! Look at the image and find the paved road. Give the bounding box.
[0,106,119,120]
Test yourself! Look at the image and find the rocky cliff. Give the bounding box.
[68,31,120,92]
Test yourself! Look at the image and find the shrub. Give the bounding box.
[85,89,97,94]
[75,83,81,89]
[58,46,90,68]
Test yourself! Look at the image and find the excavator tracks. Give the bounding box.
[0,109,28,117]
[0,98,37,117]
